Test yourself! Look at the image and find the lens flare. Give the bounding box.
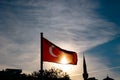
[60,56,68,64]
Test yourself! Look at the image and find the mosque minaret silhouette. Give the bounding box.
[82,54,114,80]
[83,54,89,80]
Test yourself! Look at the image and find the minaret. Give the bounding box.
[83,54,88,80]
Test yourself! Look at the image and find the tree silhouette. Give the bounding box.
[0,68,71,80]
[31,68,71,80]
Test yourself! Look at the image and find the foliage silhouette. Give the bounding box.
[32,68,71,80]
[0,68,71,80]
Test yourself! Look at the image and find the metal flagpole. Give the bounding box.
[40,32,43,80]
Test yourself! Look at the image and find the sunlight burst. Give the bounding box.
[60,56,68,64]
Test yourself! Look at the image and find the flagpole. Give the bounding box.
[40,32,43,80]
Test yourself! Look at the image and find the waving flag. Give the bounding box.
[42,37,77,65]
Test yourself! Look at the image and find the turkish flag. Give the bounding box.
[42,37,77,65]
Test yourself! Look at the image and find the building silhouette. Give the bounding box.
[5,68,22,74]
[0,55,116,80]
[82,54,114,80]
[0,68,23,80]
[103,75,114,80]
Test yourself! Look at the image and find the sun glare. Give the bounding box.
[51,62,76,75]
[54,56,73,73]
[60,56,68,64]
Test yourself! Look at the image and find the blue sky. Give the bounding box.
[0,0,120,80]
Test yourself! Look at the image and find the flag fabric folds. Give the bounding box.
[42,37,77,65]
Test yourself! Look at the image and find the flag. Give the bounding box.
[42,37,77,65]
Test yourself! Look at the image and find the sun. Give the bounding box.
[50,56,75,73]
[60,56,68,64]
[52,63,73,73]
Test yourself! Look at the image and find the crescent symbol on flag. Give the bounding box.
[49,45,58,57]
